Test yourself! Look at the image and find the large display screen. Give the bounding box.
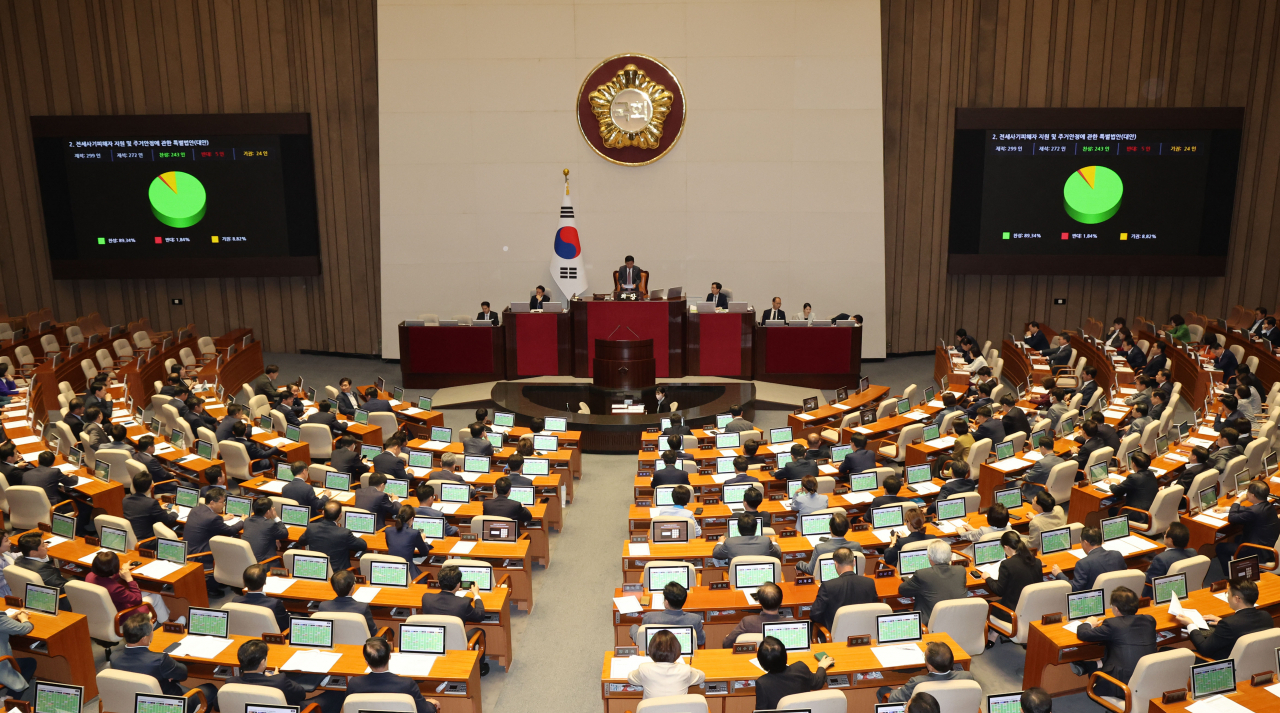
[948,108,1242,275]
[31,114,320,278]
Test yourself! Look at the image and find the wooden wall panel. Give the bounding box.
[0,0,380,355]
[884,0,1280,353]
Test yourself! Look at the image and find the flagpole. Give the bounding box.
[564,168,570,195]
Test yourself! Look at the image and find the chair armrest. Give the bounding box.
[1086,671,1130,713]
[413,570,432,584]
[52,499,79,518]
[817,624,831,642]
[497,573,512,590]
[152,478,178,490]
[186,551,212,560]
[298,705,321,713]
[949,550,973,566]
[986,602,1016,639]
[1118,507,1152,530]
[468,627,487,661]
[1234,543,1279,571]
[181,686,209,713]
[113,602,157,636]
[0,655,21,676]
[137,537,157,549]
[375,626,394,643]
[258,555,282,566]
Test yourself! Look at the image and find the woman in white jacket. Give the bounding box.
[628,629,705,699]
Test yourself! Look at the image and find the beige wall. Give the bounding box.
[378,0,887,359]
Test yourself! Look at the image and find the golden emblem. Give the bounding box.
[588,64,673,150]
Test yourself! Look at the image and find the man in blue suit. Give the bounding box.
[1212,343,1239,384]
[972,406,1006,445]
[1051,527,1125,590]
[346,638,439,713]
[1122,336,1146,370]
[316,569,376,636]
[838,433,877,478]
[361,387,393,413]
[705,282,729,310]
[233,564,291,633]
[1025,322,1050,352]
[113,612,219,711]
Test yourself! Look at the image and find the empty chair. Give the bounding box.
[875,399,896,420]
[1094,570,1146,606]
[923,598,989,656]
[419,314,440,325]
[210,536,260,589]
[179,347,197,368]
[39,334,60,355]
[215,683,288,713]
[1088,649,1196,713]
[248,394,271,418]
[299,423,334,460]
[368,411,398,435]
[222,602,283,636]
[6,486,67,530]
[341,694,417,713]
[198,336,217,357]
[878,423,923,463]
[98,670,202,713]
[828,602,891,641]
[133,331,153,350]
[219,440,254,483]
[1168,555,1211,591]
[728,556,780,589]
[964,437,992,475]
[988,580,1071,644]
[777,690,846,713]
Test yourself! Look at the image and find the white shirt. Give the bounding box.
[653,506,702,537]
[962,355,988,373]
[628,661,705,699]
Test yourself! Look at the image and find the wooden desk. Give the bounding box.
[149,631,483,713]
[600,633,969,713]
[501,309,572,379]
[1142,329,1214,408]
[506,428,582,481]
[753,325,862,390]
[1151,682,1275,713]
[686,311,754,379]
[3,413,127,518]
[785,386,891,440]
[399,322,506,389]
[10,609,98,699]
[1207,324,1280,389]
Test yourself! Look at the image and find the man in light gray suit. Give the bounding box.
[724,404,754,433]
[884,641,976,702]
[1045,388,1071,431]
[895,540,967,623]
[1125,402,1153,438]
[618,255,643,292]
[460,423,494,456]
[797,511,862,575]
[629,581,705,646]
[1025,491,1068,550]
[711,513,782,563]
[1021,434,1065,500]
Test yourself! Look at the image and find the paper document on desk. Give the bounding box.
[1101,536,1147,555]
[135,560,183,579]
[1186,695,1256,713]
[1214,592,1230,603]
[422,440,450,450]
[628,542,650,556]
[1103,410,1128,419]
[1164,454,1189,463]
[1192,514,1227,528]
[1168,593,1209,631]
[1067,548,1090,560]
[992,457,1033,471]
[613,596,643,614]
[222,516,242,529]
[647,508,663,519]
[71,475,94,488]
[872,644,926,667]
[436,503,462,514]
[843,492,873,506]
[1023,451,1044,462]
[1187,438,1215,448]
[796,414,815,421]
[1061,620,1085,634]
[256,480,288,494]
[934,521,957,534]
[20,453,38,463]
[154,443,175,454]
[172,635,235,659]
[401,407,424,416]
[911,482,941,495]
[460,472,482,483]
[77,549,104,564]
[768,444,792,454]
[609,655,652,679]
[265,437,291,447]
[902,411,928,421]
[818,464,838,475]
[805,535,827,547]
[43,535,69,549]
[379,653,437,677]
[831,403,851,411]
[853,426,873,434]
[450,541,476,555]
[925,437,956,449]
[10,436,38,446]
[928,400,944,407]
[872,527,908,542]
[352,587,380,603]
[1199,428,1220,438]
[710,474,734,484]
[719,449,737,457]
[263,577,296,594]
[977,563,1001,580]
[1119,388,1137,395]
[282,650,342,674]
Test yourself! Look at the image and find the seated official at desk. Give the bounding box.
[963,382,993,418]
[1021,435,1064,500]
[0,606,36,696]
[972,406,1005,444]
[477,301,499,326]
[753,636,834,709]
[1145,524,1196,595]
[23,451,78,513]
[1000,394,1032,437]
[804,433,830,461]
[650,450,690,487]
[897,540,966,624]
[299,500,370,571]
[330,436,372,478]
[0,443,30,487]
[773,444,817,481]
[318,569,376,635]
[250,364,283,404]
[629,581,706,646]
[1072,586,1156,696]
[722,582,790,647]
[884,508,932,566]
[705,282,728,310]
[741,441,767,468]
[1024,492,1066,550]
[354,473,402,530]
[385,505,432,569]
[503,453,533,487]
[243,497,290,562]
[88,551,172,624]
[663,434,694,462]
[712,513,781,561]
[952,502,1011,543]
[760,296,786,325]
[223,640,307,707]
[1211,342,1238,383]
[617,256,643,293]
[1177,577,1274,660]
[184,487,246,596]
[235,564,290,633]
[929,461,974,514]
[462,423,494,456]
[1212,481,1280,575]
[797,511,860,575]
[283,460,332,516]
[115,612,220,712]
[1110,451,1158,523]
[420,565,484,622]
[788,476,826,516]
[346,638,440,713]
[482,476,533,528]
[810,547,877,635]
[1024,322,1050,352]
[870,475,912,511]
[305,400,348,435]
[14,532,68,591]
[721,404,753,433]
[426,452,469,486]
[1207,427,1244,474]
[883,641,975,702]
[1121,336,1146,370]
[628,630,705,700]
[335,377,363,416]
[987,531,1042,624]
[124,472,179,541]
[1051,526,1124,590]
[530,285,550,310]
[738,487,772,528]
[414,483,460,537]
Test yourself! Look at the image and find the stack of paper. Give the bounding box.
[831,403,851,411]
[805,534,827,547]
[401,407,424,416]
[853,426,873,434]
[934,521,957,534]
[843,492,873,506]
[871,644,925,667]
[976,563,1001,580]
[628,543,650,556]
[381,653,437,677]
[43,535,69,548]
[768,444,792,454]
[992,457,1033,470]
[1024,451,1044,462]
[1168,593,1208,631]
[10,436,39,446]
[171,635,235,659]
[256,480,288,493]
[1187,438,1215,448]
[1186,695,1253,713]
[436,503,462,514]
[450,541,477,555]
[912,482,941,495]
[1193,513,1227,528]
[609,655,651,679]
[265,437,291,447]
[1101,536,1149,555]
[796,414,815,421]
[77,549,104,564]
[281,649,343,673]
[1103,409,1128,419]
[1067,548,1090,560]
[710,473,734,484]
[460,472,482,483]
[613,596,643,614]
[262,577,296,594]
[352,587,381,603]
[422,440,450,450]
[818,464,839,475]
[134,560,184,579]
[925,437,956,449]
[73,476,94,487]
[718,449,737,457]
[1061,620,1086,634]
[902,411,928,421]
[927,400,945,408]
[872,527,908,542]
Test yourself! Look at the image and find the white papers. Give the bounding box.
[54,464,77,473]
[262,577,296,594]
[352,587,380,603]
[768,444,792,454]
[1187,438,1215,448]
[401,407,424,416]
[20,453,38,463]
[171,635,235,659]
[1103,410,1128,419]
[934,521,957,534]
[256,480,288,494]
[77,549,103,564]
[450,541,476,555]
[928,400,945,407]
[1164,454,1189,463]
[223,516,242,529]
[818,464,838,475]
[843,492,873,506]
[1193,514,1227,528]
[1067,548,1090,560]
[1185,695,1255,713]
[647,507,664,519]
[3,421,29,429]
[831,403,852,411]
[436,503,462,514]
[134,560,183,579]
[154,443,175,454]
[719,449,737,457]
[872,644,926,667]
[1101,536,1147,555]
[912,482,941,495]
[609,655,651,679]
[613,596,643,614]
[265,437,291,447]
[459,472,482,483]
[796,414,815,421]
[10,436,38,446]
[1061,620,1085,633]
[385,653,437,677]
[925,437,956,449]
[853,426,873,434]
[43,535,68,548]
[710,474,734,484]
[1199,428,1220,439]
[992,457,1033,471]
[872,527,908,542]
[72,476,94,488]
[747,657,767,672]
[805,535,826,547]
[422,440,450,450]
[281,649,342,673]
[1266,681,1280,699]
[1024,451,1044,461]
[388,399,402,407]
[1168,593,1209,631]
[902,411,929,421]
[628,542,651,556]
[977,563,1001,580]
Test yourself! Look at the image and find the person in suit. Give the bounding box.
[63,398,86,441]
[361,387,392,413]
[1208,427,1244,475]
[1044,336,1073,368]
[1044,389,1071,433]
[1082,410,1119,451]
[83,381,113,419]
[704,282,729,311]
[385,508,433,573]
[14,532,68,589]
[0,607,36,698]
[1111,451,1159,522]
[1073,586,1157,696]
[1178,577,1275,660]
[1211,481,1280,572]
[114,612,220,712]
[0,443,30,487]
[808,547,878,632]
[346,638,440,713]
[242,497,290,562]
[80,406,108,451]
[476,301,499,326]
[354,473,402,530]
[1249,307,1269,335]
[1214,394,1243,433]
[317,569,376,635]
[335,377,363,416]
[741,440,769,468]
[953,502,1012,543]
[987,531,1043,624]
[740,487,773,529]
[1051,527,1125,590]
[1121,336,1147,370]
[723,582,790,647]
[884,508,933,566]
[214,404,246,442]
[23,451,77,509]
[1000,394,1032,438]
[617,256,643,293]
[629,581,706,646]
[1071,421,1106,469]
[797,512,861,575]
[371,438,408,479]
[947,420,976,475]
[1154,369,1175,400]
[250,365,282,403]
[185,486,245,594]
[838,433,877,477]
[885,641,976,702]
[182,398,216,434]
[753,636,835,709]
[972,405,1006,444]
[628,630,705,701]
[482,477,532,528]
[760,296,786,325]
[420,565,484,622]
[528,285,551,310]
[330,436,371,478]
[963,382,995,418]
[228,421,281,471]
[661,433,694,462]
[773,443,818,481]
[501,453,534,488]
[870,475,913,511]
[1147,389,1169,425]
[1025,491,1067,550]
[720,455,760,487]
[282,461,331,517]
[803,432,831,462]
[414,483,459,537]
[426,452,470,486]
[1174,446,1213,495]
[931,461,975,513]
[1143,341,1169,378]
[712,513,782,562]
[461,423,494,456]
[223,639,307,707]
[234,564,291,633]
[123,472,179,541]
[1104,318,1128,348]
[653,386,673,414]
[1261,316,1280,345]
[101,423,136,455]
[273,392,301,428]
[132,436,176,495]
[1076,365,1100,408]
[1233,383,1260,420]
[649,450,689,487]
[298,500,370,572]
[724,404,754,433]
[1024,322,1050,352]
[897,539,967,623]
[789,476,826,516]
[659,413,691,438]
[1144,522,1197,594]
[1212,343,1238,383]
[1021,435,1064,500]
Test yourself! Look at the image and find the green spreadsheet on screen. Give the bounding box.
[989,697,1022,713]
[648,568,686,591]
[764,623,808,649]
[292,621,330,646]
[189,613,225,636]
[27,589,57,614]
[371,563,403,585]
[1155,578,1186,603]
[736,565,773,587]
[136,698,183,713]
[402,628,444,652]
[158,541,185,563]
[1068,593,1103,619]
[1102,519,1128,540]
[460,568,491,590]
[294,559,327,580]
[1194,665,1235,696]
[1041,531,1070,552]
[879,617,918,641]
[36,688,80,713]
[649,628,693,653]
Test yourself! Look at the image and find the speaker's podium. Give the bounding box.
[592,339,655,389]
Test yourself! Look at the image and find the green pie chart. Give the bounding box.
[1063,165,1123,224]
[148,171,207,228]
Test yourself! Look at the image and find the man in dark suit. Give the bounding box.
[250,365,282,403]
[1175,446,1213,494]
[528,285,551,310]
[501,453,534,488]
[346,638,439,713]
[803,433,831,461]
[426,453,469,485]
[275,392,302,428]
[704,283,729,310]
[1086,411,1120,453]
[1021,435,1064,500]
[243,497,290,562]
[741,440,768,468]
[1145,522,1197,595]
[354,473,401,530]
[1208,428,1244,475]
[1077,365,1100,408]
[185,487,245,594]
[1213,481,1280,573]
[711,514,782,563]
[760,296,786,325]
[1148,389,1169,424]
[0,443,30,487]
[234,564,291,633]
[1024,322,1050,352]
[662,434,695,462]
[972,406,1006,444]
[1111,451,1159,523]
[1179,578,1275,660]
[475,301,499,326]
[931,461,975,511]
[1071,421,1107,469]
[481,477,532,528]
[182,397,217,433]
[420,565,485,622]
[361,387,392,413]
[1051,527,1125,590]
[317,570,376,636]
[83,381,114,419]
[963,382,994,419]
[14,532,68,589]
[838,433,877,478]
[330,436,371,478]
[1214,394,1243,434]
[1000,395,1031,438]
[870,475,913,510]
[773,443,818,481]
[123,472,179,541]
[305,400,348,435]
[1212,343,1238,383]
[809,547,878,634]
[897,539,968,623]
[414,483,460,537]
[1122,336,1147,370]
[298,501,369,572]
[371,437,408,479]
[1074,586,1157,696]
[884,642,976,703]
[1143,342,1169,377]
[23,451,77,509]
[215,404,246,442]
[460,423,494,456]
[335,378,363,416]
[114,612,219,711]
[617,256,642,293]
[722,455,761,486]
[63,399,86,441]
[228,421,282,471]
[1261,316,1280,345]
[282,461,331,517]
[653,386,674,414]
[223,639,306,706]
[134,436,176,495]
[1249,308,1269,336]
[660,413,691,437]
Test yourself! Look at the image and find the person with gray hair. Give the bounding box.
[895,539,966,623]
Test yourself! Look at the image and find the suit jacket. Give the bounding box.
[629,609,706,647]
[798,536,863,575]
[1215,350,1239,382]
[1024,454,1065,486]
[659,423,689,435]
[1226,499,1280,549]
[415,505,459,537]
[330,448,370,478]
[23,466,77,508]
[234,591,290,633]
[354,487,399,529]
[529,294,550,310]
[64,412,85,440]
[884,531,933,566]
[250,374,278,401]
[1111,469,1159,517]
[987,554,1044,621]
[1076,615,1158,697]
[14,556,67,588]
[113,645,190,696]
[1058,546,1125,591]
[305,411,348,435]
[317,596,376,636]
[461,437,494,456]
[184,503,244,566]
[1144,353,1168,377]
[936,477,976,504]
[223,671,306,706]
[1096,423,1121,453]
[1176,463,1211,493]
[887,670,977,703]
[1214,409,1243,434]
[1208,443,1244,475]
[81,421,108,450]
[385,524,431,565]
[476,310,499,326]
[371,450,409,478]
[1262,326,1280,344]
[722,611,789,648]
[704,292,729,310]
[897,564,967,623]
[1189,606,1275,660]
[1025,331,1050,352]
[84,394,114,419]
[1078,381,1100,408]
[974,419,1006,444]
[1145,547,1197,587]
[774,458,819,481]
[420,590,485,623]
[0,614,34,691]
[282,477,328,517]
[650,467,690,487]
[1125,346,1147,369]
[838,450,877,477]
[0,461,27,487]
[1046,402,1071,431]
[617,265,643,289]
[123,493,179,541]
[964,397,994,419]
[711,535,781,562]
[754,662,825,710]
[1003,408,1032,438]
[482,496,532,526]
[1026,506,1067,550]
[724,417,755,433]
[1073,437,1107,469]
[346,672,437,713]
[336,391,362,416]
[242,515,290,562]
[230,436,278,462]
[298,519,369,569]
[363,398,393,413]
[215,416,241,442]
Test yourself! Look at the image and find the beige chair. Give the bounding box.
[6,485,68,530]
[1225,628,1280,681]
[1095,570,1146,606]
[39,334,60,356]
[3,566,43,602]
[1082,446,1115,477]
[359,552,412,581]
[812,551,865,578]
[240,384,256,406]
[300,424,334,460]
[284,550,334,579]
[988,579,1071,644]
[1219,455,1248,492]
[829,602,890,641]
[633,696,708,713]
[325,385,340,399]
[964,437,992,475]
[94,449,138,493]
[404,614,483,657]
[578,401,590,414]
[877,423,923,463]
[310,611,375,643]
[159,403,182,435]
[81,358,99,383]
[51,421,76,458]
[369,411,399,436]
[220,440,254,483]
[640,561,697,591]
[94,513,140,552]
[66,579,153,661]
[928,597,989,656]
[248,394,271,419]
[727,556,781,589]
[1184,469,1221,512]
[211,536,263,588]
[341,694,417,713]
[1088,648,1196,713]
[222,601,283,636]
[132,331,152,350]
[418,314,440,326]
[1124,485,1182,537]
[179,347,198,368]
[198,336,217,357]
[197,426,219,458]
[215,683,290,713]
[1168,555,1211,591]
[309,463,338,484]
[875,399,897,420]
[269,409,289,435]
[914,679,983,713]
[112,338,134,360]
[777,690,846,713]
[99,669,209,713]
[154,521,179,541]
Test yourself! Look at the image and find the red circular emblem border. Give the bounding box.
[576,54,686,167]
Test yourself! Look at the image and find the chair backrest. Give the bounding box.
[239,384,255,406]
[65,579,121,642]
[965,438,992,474]
[198,336,217,355]
[1168,555,1211,592]
[1221,455,1248,491]
[210,536,257,588]
[990,383,1008,405]
[1094,569,1146,607]
[1185,469,1220,510]
[1227,628,1280,681]
[341,694,418,713]
[219,440,253,481]
[829,602,891,641]
[179,347,197,367]
[1243,439,1266,478]
[6,486,52,530]
[97,669,164,713]
[902,384,918,403]
[153,522,179,541]
[358,552,409,581]
[96,348,114,369]
[94,513,139,552]
[937,410,961,436]
[197,427,219,458]
[1139,421,1161,454]
[1006,431,1026,453]
[216,682,288,713]
[310,611,373,643]
[727,556,781,589]
[222,602,283,636]
[52,421,76,457]
[300,424,334,458]
[1083,446,1115,475]
[283,550,333,579]
[895,423,924,450]
[1123,649,1198,713]
[39,334,60,354]
[3,564,43,601]
[641,561,697,592]
[875,399,896,419]
[248,394,271,418]
[634,696,709,713]
[1229,344,1245,365]
[159,403,181,433]
[1145,485,1184,535]
[369,411,399,435]
[269,409,288,435]
[1011,580,1072,643]
[81,359,98,382]
[923,597,989,656]
[403,614,469,650]
[991,356,1005,381]
[913,679,983,713]
[776,690,847,713]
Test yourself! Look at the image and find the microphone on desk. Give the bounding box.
[606,324,642,340]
